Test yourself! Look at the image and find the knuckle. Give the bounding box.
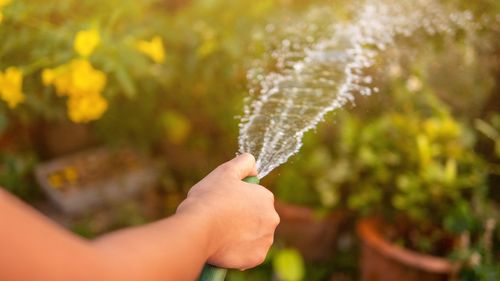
[175,200,187,213]
[245,250,266,267]
[272,212,281,226]
[263,231,274,242]
[267,235,275,248]
[259,187,274,202]
[240,152,256,164]
[253,250,267,265]
[216,163,234,175]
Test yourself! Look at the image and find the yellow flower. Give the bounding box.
[0,0,12,23]
[69,59,106,96]
[67,92,108,123]
[53,69,72,96]
[0,67,25,109]
[136,36,165,63]
[74,29,100,57]
[41,69,55,86]
[63,166,78,184]
[42,59,108,123]
[43,59,106,97]
[48,173,63,189]
[0,0,12,7]
[42,64,71,96]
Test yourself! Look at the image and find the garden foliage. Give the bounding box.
[0,0,499,280]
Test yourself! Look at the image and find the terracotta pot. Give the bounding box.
[275,200,349,262]
[0,129,16,149]
[40,121,94,158]
[0,122,34,151]
[357,218,458,281]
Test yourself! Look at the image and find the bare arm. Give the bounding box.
[0,153,279,281]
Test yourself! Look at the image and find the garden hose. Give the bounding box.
[198,176,260,281]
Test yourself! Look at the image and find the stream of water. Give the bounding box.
[238,0,476,178]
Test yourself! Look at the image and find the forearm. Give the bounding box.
[0,189,212,281]
[0,189,112,281]
[93,211,213,281]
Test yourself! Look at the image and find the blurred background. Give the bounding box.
[0,0,499,280]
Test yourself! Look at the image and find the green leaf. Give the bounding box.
[115,66,137,98]
[160,111,191,145]
[444,201,476,234]
[0,112,7,134]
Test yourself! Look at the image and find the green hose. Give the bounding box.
[198,176,260,281]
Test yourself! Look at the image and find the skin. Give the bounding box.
[0,153,279,281]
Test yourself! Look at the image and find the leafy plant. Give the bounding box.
[273,135,344,210]
[452,217,499,281]
[341,86,490,251]
[0,150,38,199]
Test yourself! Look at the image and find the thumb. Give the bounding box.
[223,153,258,180]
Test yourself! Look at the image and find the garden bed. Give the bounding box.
[35,147,160,216]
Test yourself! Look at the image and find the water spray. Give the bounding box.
[198,0,475,280]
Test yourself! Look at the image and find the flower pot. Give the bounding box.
[275,200,350,262]
[0,121,35,151]
[357,218,457,281]
[39,121,94,158]
[0,129,17,150]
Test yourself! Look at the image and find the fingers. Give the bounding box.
[238,204,279,270]
[257,186,275,203]
[195,154,278,271]
[237,234,275,270]
[218,153,258,180]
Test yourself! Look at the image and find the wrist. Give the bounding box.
[175,199,221,261]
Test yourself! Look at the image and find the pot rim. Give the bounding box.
[275,200,317,220]
[357,217,457,274]
[274,200,349,221]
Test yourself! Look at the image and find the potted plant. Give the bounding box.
[0,150,38,200]
[271,129,353,262]
[336,89,497,281]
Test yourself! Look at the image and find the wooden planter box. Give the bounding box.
[35,147,160,216]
